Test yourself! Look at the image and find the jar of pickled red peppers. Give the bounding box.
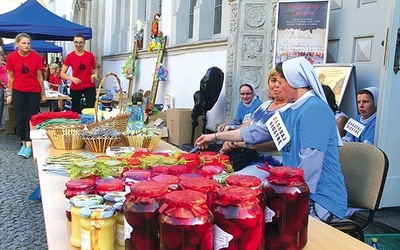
[177,153,201,173]
[124,181,169,250]
[212,186,264,250]
[79,205,116,250]
[179,175,219,208]
[69,194,104,248]
[95,178,124,196]
[262,166,310,250]
[159,190,213,250]
[225,174,267,249]
[64,178,95,221]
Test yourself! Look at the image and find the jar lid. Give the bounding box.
[226,174,261,188]
[179,175,218,193]
[177,153,200,161]
[129,181,169,198]
[95,178,124,191]
[114,202,123,212]
[123,169,151,180]
[65,178,95,189]
[200,165,224,175]
[152,174,179,184]
[70,194,104,207]
[103,191,127,203]
[165,190,207,207]
[215,186,258,205]
[168,165,189,175]
[80,205,115,219]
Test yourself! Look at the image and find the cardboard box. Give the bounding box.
[167,109,203,146]
[147,111,167,125]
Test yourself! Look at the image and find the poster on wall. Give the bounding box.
[274,0,330,65]
[313,63,354,106]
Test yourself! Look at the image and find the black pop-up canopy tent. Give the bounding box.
[0,0,92,40]
[3,40,63,53]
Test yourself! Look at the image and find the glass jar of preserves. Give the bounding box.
[176,152,200,173]
[159,190,213,250]
[123,169,151,193]
[212,186,264,250]
[103,191,126,206]
[179,175,219,208]
[198,164,224,179]
[152,174,180,192]
[80,205,116,250]
[95,178,124,196]
[114,202,125,250]
[69,194,104,248]
[262,166,310,250]
[64,178,95,221]
[124,181,169,250]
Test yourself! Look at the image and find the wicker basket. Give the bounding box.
[45,124,86,150]
[86,73,130,132]
[82,137,121,153]
[121,132,162,150]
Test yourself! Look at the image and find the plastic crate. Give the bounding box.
[364,234,400,250]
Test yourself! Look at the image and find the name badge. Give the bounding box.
[243,113,251,123]
[265,112,290,151]
[344,118,365,138]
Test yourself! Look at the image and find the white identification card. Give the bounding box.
[243,113,251,123]
[265,112,290,151]
[344,118,365,138]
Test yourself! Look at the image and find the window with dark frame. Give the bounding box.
[213,0,222,35]
[188,0,196,39]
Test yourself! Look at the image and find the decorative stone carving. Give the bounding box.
[243,35,264,61]
[245,5,267,28]
[241,67,261,89]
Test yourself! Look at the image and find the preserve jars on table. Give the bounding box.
[179,175,219,208]
[159,189,213,250]
[69,194,104,248]
[124,181,169,250]
[212,186,264,250]
[79,205,116,250]
[64,178,95,221]
[262,166,310,250]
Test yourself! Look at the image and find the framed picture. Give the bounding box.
[274,0,330,65]
[313,63,354,106]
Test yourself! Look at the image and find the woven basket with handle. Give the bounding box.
[86,73,130,132]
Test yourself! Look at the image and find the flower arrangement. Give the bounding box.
[145,103,159,119]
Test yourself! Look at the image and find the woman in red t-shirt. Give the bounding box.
[48,63,62,91]
[5,33,46,158]
[60,33,98,113]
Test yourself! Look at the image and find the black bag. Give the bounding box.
[225,147,259,172]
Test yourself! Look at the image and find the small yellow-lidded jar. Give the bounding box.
[70,194,104,247]
[80,205,116,250]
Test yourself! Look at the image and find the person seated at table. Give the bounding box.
[342,86,378,145]
[219,67,289,172]
[48,63,63,111]
[322,84,349,137]
[217,83,262,132]
[195,57,348,221]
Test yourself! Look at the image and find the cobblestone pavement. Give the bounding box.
[0,130,48,250]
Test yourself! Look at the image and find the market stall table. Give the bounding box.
[32,139,374,250]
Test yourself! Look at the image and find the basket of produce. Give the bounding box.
[79,127,122,153]
[86,73,130,132]
[45,124,86,150]
[121,129,162,150]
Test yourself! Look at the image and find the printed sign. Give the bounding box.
[344,118,365,138]
[274,0,330,65]
[265,112,290,151]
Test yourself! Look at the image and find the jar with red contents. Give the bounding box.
[95,178,124,196]
[179,175,219,208]
[177,153,200,173]
[152,174,180,192]
[262,166,310,250]
[212,186,264,250]
[64,178,95,221]
[124,181,169,250]
[123,169,151,193]
[226,174,267,249]
[159,190,213,250]
[198,164,224,179]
